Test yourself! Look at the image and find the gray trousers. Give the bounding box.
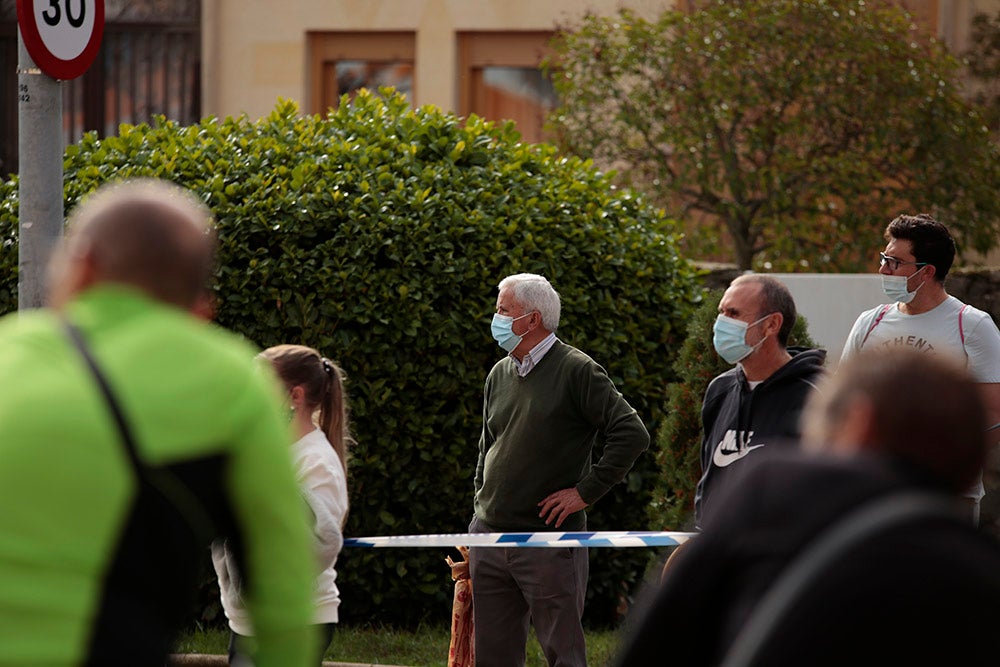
[468,516,588,667]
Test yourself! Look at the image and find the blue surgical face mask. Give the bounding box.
[713,313,771,365]
[491,312,533,353]
[881,267,926,304]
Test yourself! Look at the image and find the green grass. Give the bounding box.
[174,624,623,666]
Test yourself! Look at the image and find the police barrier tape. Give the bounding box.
[344,531,697,548]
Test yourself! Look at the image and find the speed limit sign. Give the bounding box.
[16,0,104,80]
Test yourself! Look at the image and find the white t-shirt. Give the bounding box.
[841,295,1000,499]
[841,296,1000,382]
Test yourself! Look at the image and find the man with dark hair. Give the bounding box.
[613,349,1000,666]
[0,179,316,666]
[695,274,825,527]
[841,213,1000,521]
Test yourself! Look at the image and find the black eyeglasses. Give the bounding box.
[879,252,927,272]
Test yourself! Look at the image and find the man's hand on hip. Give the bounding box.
[538,488,587,528]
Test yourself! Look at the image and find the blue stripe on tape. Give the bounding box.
[558,532,596,541]
[584,539,614,547]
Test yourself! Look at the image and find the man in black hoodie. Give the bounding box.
[694,274,826,528]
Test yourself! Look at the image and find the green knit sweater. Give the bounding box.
[474,340,649,532]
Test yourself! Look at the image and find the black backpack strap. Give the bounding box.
[720,491,961,667]
[63,321,145,472]
[62,319,217,544]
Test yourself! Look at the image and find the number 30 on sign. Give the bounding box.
[16,0,104,80]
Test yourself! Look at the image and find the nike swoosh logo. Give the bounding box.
[713,441,766,468]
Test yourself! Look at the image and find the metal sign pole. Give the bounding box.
[17,27,63,311]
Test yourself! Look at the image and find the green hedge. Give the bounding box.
[0,179,16,308]
[0,91,702,627]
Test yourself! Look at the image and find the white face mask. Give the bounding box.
[881,266,926,304]
[490,312,533,352]
[712,314,771,365]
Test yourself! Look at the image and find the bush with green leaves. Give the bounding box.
[0,91,702,627]
[648,288,818,533]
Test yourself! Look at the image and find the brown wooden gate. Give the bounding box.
[0,0,201,177]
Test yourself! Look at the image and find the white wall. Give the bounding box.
[770,274,887,368]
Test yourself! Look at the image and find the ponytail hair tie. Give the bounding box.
[321,357,334,376]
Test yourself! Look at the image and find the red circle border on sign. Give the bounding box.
[16,0,104,80]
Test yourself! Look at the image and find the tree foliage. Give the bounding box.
[965,10,1000,136]
[0,92,702,627]
[547,0,1000,271]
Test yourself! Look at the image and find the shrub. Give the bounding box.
[648,288,818,533]
[0,91,702,627]
[0,178,17,312]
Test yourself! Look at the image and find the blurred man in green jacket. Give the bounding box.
[0,179,316,666]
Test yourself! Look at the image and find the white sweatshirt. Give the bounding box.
[213,428,349,634]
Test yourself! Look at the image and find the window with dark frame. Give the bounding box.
[457,31,559,145]
[0,0,201,177]
[307,32,415,116]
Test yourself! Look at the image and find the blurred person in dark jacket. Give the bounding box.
[615,348,1000,666]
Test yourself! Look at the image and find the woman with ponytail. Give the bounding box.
[213,344,352,666]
